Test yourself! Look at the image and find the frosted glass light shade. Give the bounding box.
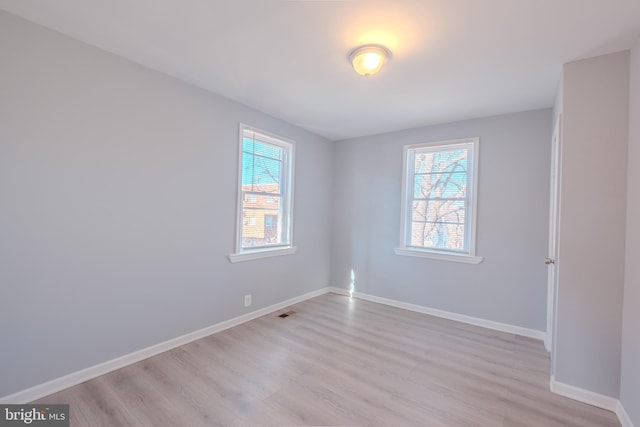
[350,45,390,76]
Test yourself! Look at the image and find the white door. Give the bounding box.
[545,115,561,353]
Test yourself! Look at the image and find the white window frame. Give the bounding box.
[394,137,483,264]
[228,124,296,263]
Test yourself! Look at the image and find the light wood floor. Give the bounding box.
[35,293,621,426]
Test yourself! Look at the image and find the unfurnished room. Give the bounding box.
[1,1,639,426]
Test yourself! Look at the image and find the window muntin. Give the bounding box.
[234,125,294,255]
[398,138,479,260]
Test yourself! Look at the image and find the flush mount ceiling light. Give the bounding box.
[349,45,391,77]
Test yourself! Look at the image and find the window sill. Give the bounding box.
[228,246,297,263]
[394,248,483,264]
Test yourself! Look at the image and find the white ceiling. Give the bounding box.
[2,1,640,141]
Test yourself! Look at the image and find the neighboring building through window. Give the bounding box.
[229,124,295,262]
[395,137,482,264]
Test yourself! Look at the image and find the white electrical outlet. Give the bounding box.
[244,294,252,307]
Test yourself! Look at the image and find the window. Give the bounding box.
[229,124,295,262]
[395,137,482,264]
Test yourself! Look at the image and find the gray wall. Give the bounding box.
[331,110,551,331]
[554,51,629,398]
[5,6,636,413]
[0,11,334,397]
[621,39,640,424]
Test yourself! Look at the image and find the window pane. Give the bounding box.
[401,139,477,256]
[412,200,465,223]
[411,199,466,250]
[241,142,283,194]
[413,172,467,199]
[237,126,294,254]
[253,156,281,192]
[242,194,282,248]
[414,149,468,174]
[243,139,282,160]
[410,220,465,250]
[252,140,282,160]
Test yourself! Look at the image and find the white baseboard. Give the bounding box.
[328,287,546,341]
[0,286,564,407]
[340,286,634,427]
[549,377,634,426]
[0,287,332,404]
[617,400,635,427]
[549,376,618,412]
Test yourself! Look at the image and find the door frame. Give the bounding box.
[545,115,562,353]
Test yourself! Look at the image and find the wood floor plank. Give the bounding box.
[34,293,622,426]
